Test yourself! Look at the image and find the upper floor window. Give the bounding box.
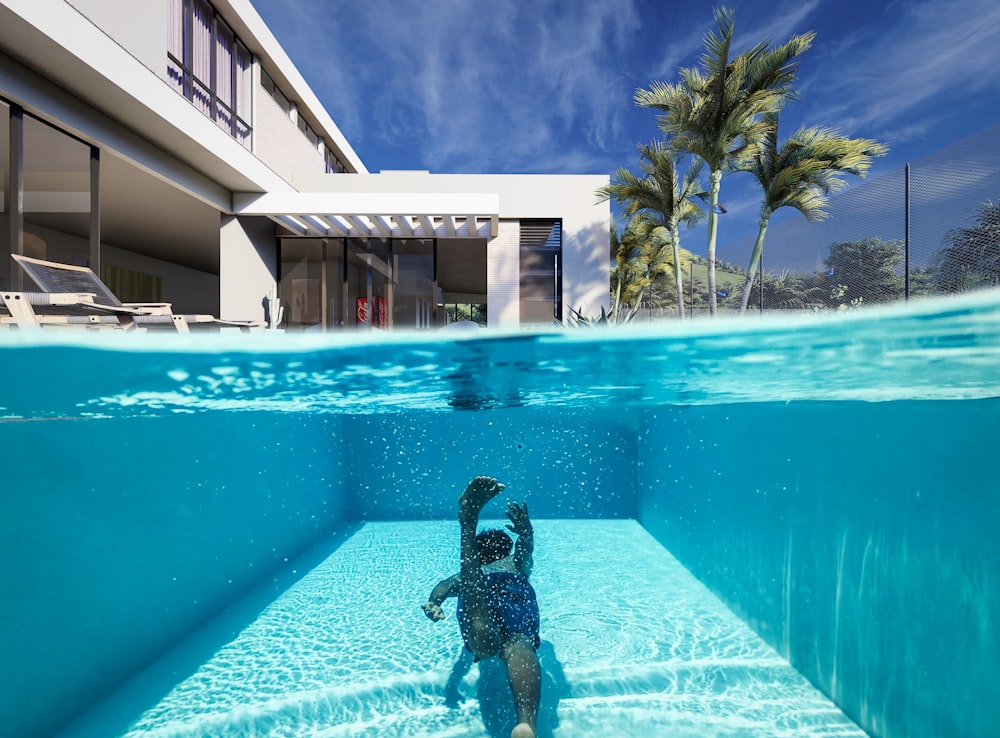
[298,115,319,147]
[325,147,347,173]
[260,69,291,114]
[261,68,348,173]
[168,0,252,148]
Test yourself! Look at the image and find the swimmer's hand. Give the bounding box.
[505,500,532,537]
[422,602,445,621]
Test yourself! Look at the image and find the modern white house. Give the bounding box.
[0,0,610,331]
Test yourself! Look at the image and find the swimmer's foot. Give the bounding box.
[459,476,504,523]
[511,723,535,738]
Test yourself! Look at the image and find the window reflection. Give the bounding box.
[0,100,8,289]
[393,240,436,329]
[279,238,446,332]
[22,116,92,267]
[279,238,323,330]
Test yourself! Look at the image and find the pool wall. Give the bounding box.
[1,405,639,738]
[0,411,348,738]
[342,407,639,520]
[5,394,997,738]
[638,399,1000,738]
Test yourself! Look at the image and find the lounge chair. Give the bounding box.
[2,255,262,332]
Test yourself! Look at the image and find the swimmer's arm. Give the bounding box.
[513,528,534,577]
[427,574,460,605]
[506,501,534,577]
[422,574,459,621]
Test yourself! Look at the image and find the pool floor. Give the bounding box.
[65,520,867,737]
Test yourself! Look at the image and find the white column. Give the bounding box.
[219,215,276,322]
[487,220,520,328]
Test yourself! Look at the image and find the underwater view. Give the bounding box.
[2,293,999,738]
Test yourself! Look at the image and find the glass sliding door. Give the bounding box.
[324,239,346,329]
[22,115,93,269]
[346,238,370,330]
[0,100,9,289]
[369,238,391,331]
[346,238,392,330]
[2,105,99,292]
[279,238,323,331]
[281,237,437,332]
[392,239,436,329]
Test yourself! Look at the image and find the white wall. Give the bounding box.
[66,0,167,75]
[290,172,612,322]
[485,175,610,320]
[253,93,326,187]
[487,220,520,328]
[103,243,221,316]
[220,215,277,322]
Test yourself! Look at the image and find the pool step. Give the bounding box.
[127,659,865,738]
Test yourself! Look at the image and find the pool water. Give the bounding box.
[68,520,866,738]
[3,293,999,738]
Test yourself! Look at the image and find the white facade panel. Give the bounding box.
[0,0,295,198]
[278,172,611,319]
[488,220,520,329]
[254,94,326,186]
[215,0,367,173]
[220,215,276,322]
[67,0,167,74]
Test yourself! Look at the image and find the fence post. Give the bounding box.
[905,163,910,301]
[759,249,764,314]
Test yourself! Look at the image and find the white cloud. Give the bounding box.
[744,0,824,47]
[799,0,1000,138]
[650,0,824,82]
[251,0,998,177]
[256,0,641,173]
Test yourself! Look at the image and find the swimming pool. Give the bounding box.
[2,294,998,738]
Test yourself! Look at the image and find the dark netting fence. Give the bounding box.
[621,121,1000,320]
[722,120,1000,313]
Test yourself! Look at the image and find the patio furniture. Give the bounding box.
[3,255,261,332]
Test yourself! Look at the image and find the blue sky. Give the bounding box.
[250,0,1000,267]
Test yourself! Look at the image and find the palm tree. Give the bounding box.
[736,113,888,313]
[608,213,672,321]
[759,269,826,310]
[635,6,814,315]
[597,141,703,318]
[609,220,640,321]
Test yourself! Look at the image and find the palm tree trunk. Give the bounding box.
[631,286,647,319]
[611,278,623,322]
[671,230,685,319]
[706,170,722,316]
[739,215,771,314]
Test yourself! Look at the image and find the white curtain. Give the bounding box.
[191,0,212,115]
[234,44,252,146]
[167,0,252,146]
[214,22,234,132]
[167,0,185,93]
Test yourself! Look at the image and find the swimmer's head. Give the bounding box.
[476,529,513,564]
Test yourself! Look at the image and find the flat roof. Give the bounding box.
[232,191,500,239]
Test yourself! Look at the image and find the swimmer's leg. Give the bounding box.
[457,476,504,658]
[502,633,540,738]
[444,646,474,707]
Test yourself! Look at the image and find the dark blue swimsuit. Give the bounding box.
[457,571,540,658]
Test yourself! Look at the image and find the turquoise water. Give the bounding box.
[2,293,999,738]
[68,522,865,738]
